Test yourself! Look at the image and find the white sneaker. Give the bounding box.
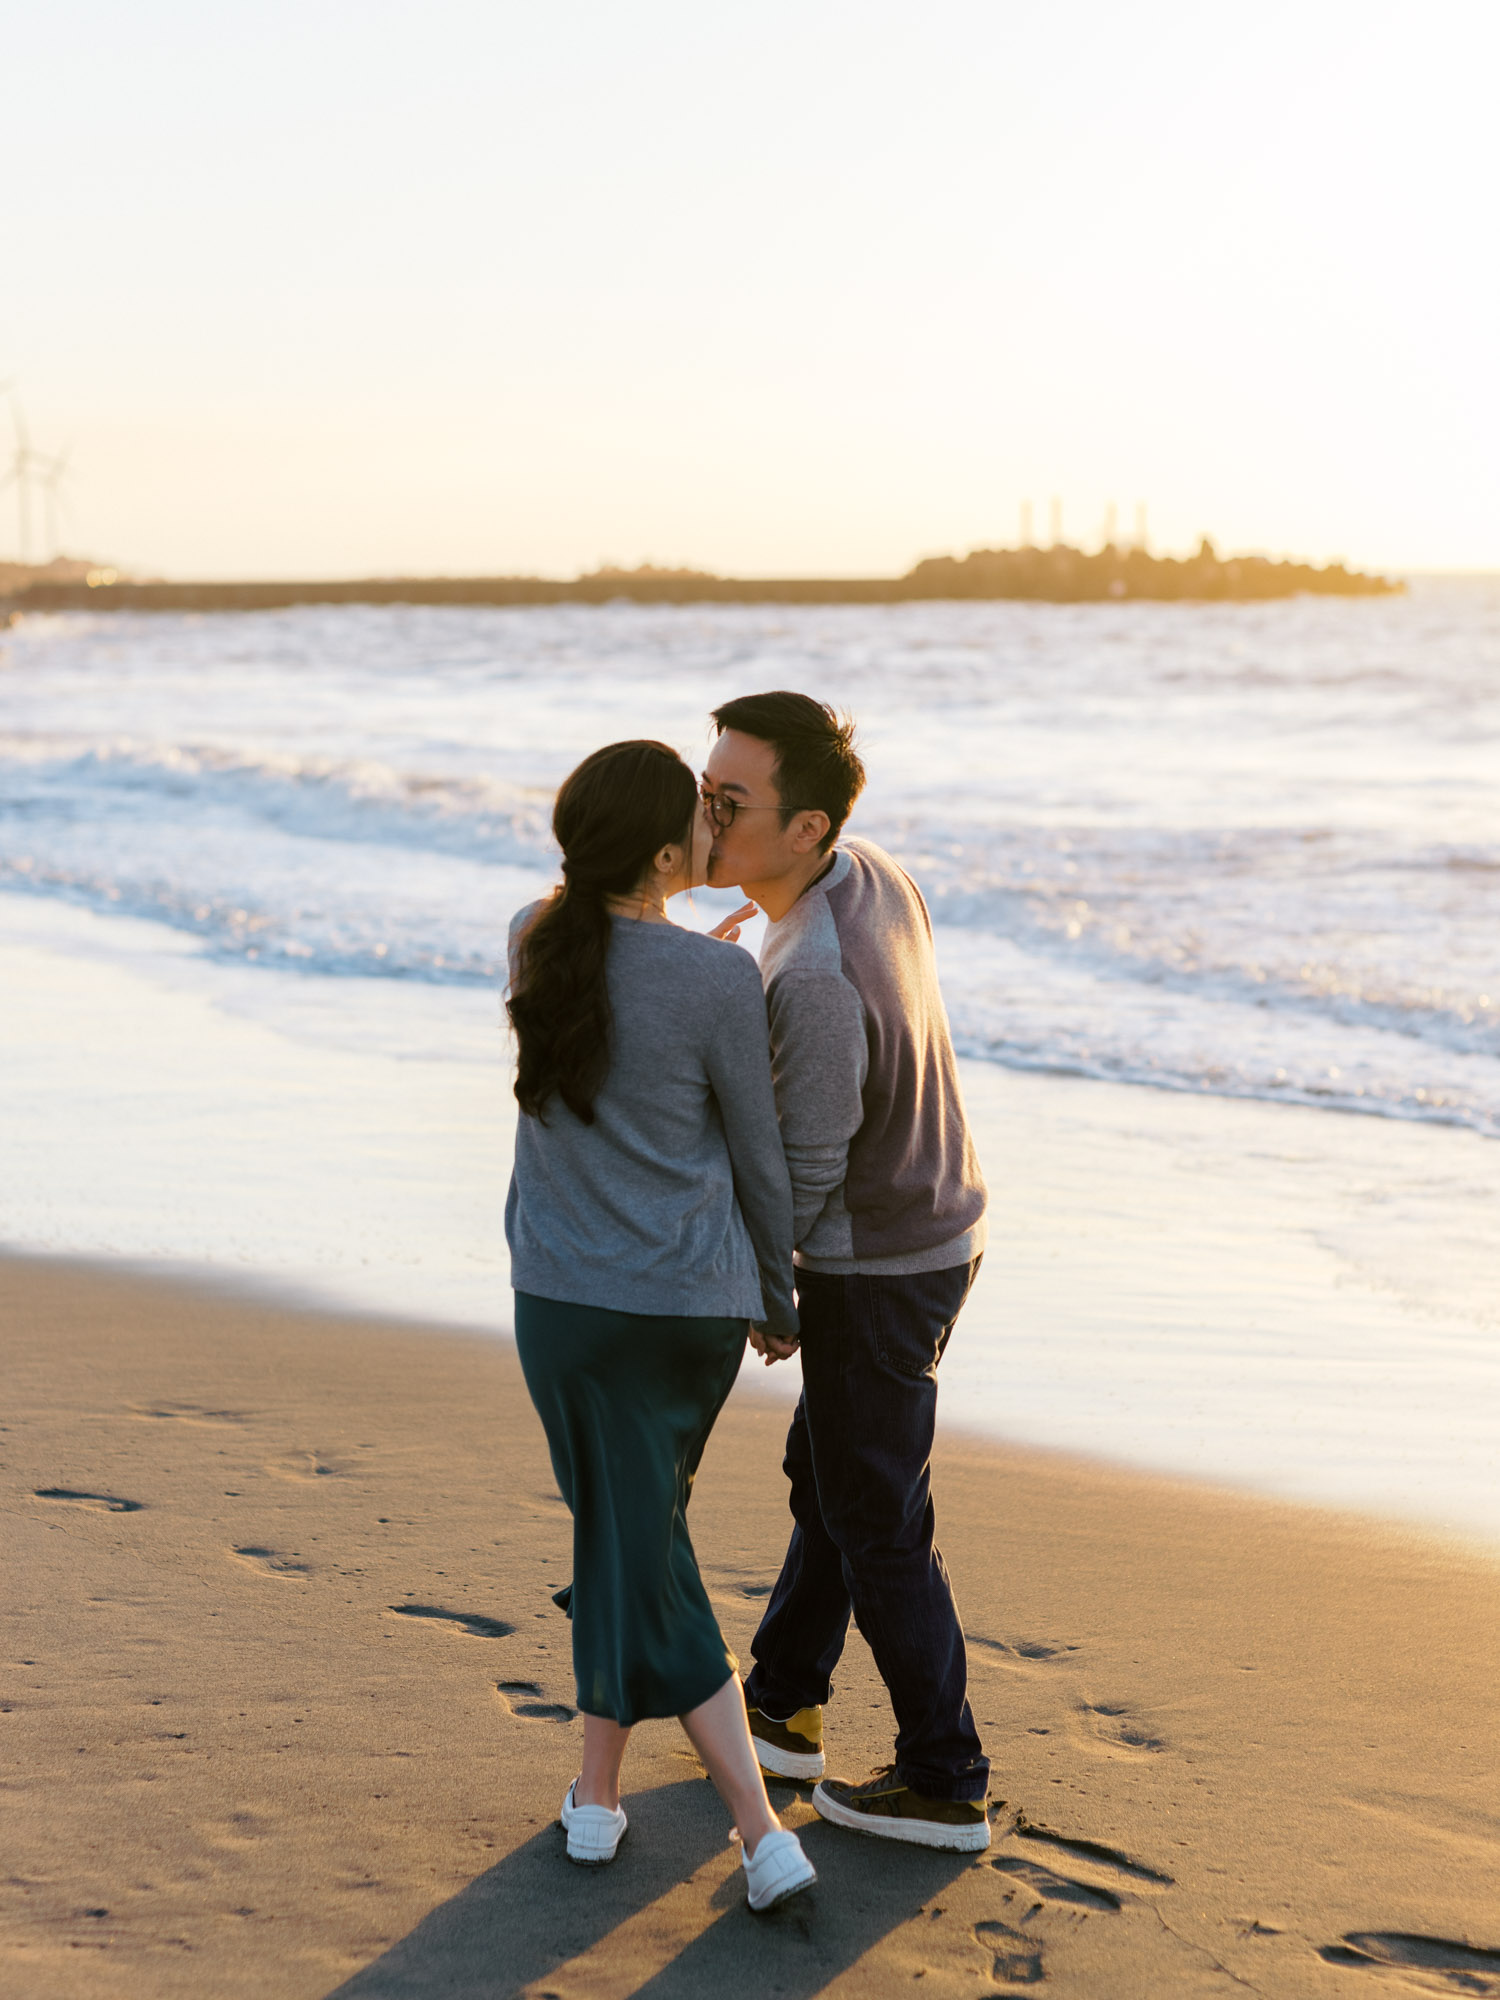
[560,1779,628,1866]
[742,1828,817,1912]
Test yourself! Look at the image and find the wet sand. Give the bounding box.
[7,888,1499,1546]
[3,1255,1498,1998]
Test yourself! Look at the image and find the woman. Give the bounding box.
[505,739,815,1913]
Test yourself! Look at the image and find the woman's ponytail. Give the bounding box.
[507,741,697,1124]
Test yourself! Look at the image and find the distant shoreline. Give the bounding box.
[3,541,1400,614]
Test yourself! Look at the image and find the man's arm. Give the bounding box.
[701,957,800,1343]
[766,968,867,1249]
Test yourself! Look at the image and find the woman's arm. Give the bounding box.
[703,958,800,1344]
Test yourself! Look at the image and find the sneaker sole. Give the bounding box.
[565,1830,625,1866]
[812,1784,991,1853]
[750,1737,826,1783]
[748,1860,818,1912]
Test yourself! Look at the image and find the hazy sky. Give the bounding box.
[3,1,1496,577]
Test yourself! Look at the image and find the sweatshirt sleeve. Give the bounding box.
[702,955,800,1340]
[765,967,868,1248]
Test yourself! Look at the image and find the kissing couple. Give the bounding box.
[504,691,989,1913]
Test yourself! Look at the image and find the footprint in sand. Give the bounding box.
[974,1919,1046,1985]
[991,1856,1124,1912]
[1319,1932,1500,1993]
[229,1545,311,1578]
[34,1487,143,1513]
[967,1633,1081,1672]
[200,1810,277,1850]
[131,1402,247,1427]
[265,1452,346,1483]
[1012,1815,1174,1888]
[1070,1698,1168,1756]
[386,1604,516,1638]
[495,1680,575,1722]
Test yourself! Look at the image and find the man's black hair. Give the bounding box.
[710,691,865,853]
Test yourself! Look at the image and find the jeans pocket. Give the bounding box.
[870,1279,943,1381]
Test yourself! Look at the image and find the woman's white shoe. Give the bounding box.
[742,1828,817,1912]
[561,1780,628,1866]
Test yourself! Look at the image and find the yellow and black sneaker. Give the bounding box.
[813,1767,991,1852]
[745,1694,825,1782]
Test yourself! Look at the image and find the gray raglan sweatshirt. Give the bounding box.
[759,837,988,1274]
[505,907,799,1339]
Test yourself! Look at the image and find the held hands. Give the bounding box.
[709,901,759,945]
[748,1322,801,1366]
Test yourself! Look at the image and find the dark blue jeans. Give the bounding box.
[745,1258,988,1802]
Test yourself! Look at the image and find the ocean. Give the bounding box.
[4,581,1498,1133]
[3,581,1497,1538]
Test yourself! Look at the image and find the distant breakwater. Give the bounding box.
[4,541,1399,615]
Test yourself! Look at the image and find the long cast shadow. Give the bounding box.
[324,1780,976,1999]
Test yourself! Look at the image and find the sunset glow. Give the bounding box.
[3,0,1496,577]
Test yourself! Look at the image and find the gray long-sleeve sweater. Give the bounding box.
[505,906,799,1339]
[759,837,988,1274]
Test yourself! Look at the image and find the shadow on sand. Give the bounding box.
[324,1780,978,1998]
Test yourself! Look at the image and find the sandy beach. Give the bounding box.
[5,1254,1498,1998]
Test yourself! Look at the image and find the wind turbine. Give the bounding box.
[1,392,45,564]
[39,443,74,559]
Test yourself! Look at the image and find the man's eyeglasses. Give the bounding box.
[699,783,811,832]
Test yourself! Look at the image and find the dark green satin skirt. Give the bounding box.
[514,1291,746,1726]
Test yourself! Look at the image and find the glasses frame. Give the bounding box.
[699,782,817,832]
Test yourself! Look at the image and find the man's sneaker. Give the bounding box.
[745,1693,825,1782]
[742,1827,817,1911]
[813,1767,990,1852]
[560,1779,628,1866]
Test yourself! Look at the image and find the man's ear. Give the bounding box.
[793,811,831,854]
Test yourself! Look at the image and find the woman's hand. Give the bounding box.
[748,1322,801,1366]
[709,901,758,945]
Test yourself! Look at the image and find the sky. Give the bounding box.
[2,0,1497,579]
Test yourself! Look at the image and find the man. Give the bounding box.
[702,690,991,1853]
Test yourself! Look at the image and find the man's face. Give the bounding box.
[702,730,800,892]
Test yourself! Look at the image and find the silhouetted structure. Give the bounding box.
[4,542,1400,615]
[0,554,106,598]
[898,537,1398,600]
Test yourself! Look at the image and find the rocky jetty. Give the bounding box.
[4,541,1398,615]
[904,537,1398,601]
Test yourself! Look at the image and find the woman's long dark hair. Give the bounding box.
[507,740,697,1124]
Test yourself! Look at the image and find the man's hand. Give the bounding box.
[709,901,758,944]
[748,1322,801,1366]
